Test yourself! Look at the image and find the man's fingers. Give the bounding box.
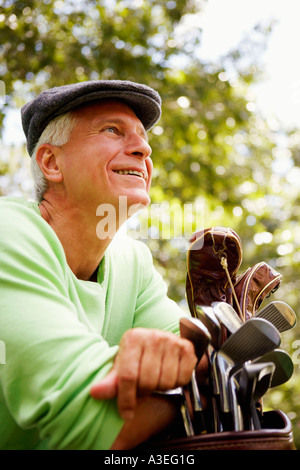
[135,330,167,392]
[136,333,197,392]
[158,337,197,390]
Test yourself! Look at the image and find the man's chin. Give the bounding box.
[127,197,150,216]
[125,191,150,209]
[113,192,149,222]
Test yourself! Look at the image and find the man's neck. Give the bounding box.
[39,198,113,281]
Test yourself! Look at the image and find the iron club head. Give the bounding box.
[255,301,296,332]
[212,301,243,334]
[220,317,281,365]
[237,361,275,430]
[253,349,294,387]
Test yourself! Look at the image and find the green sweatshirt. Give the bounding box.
[0,197,186,450]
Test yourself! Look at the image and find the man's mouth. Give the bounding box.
[113,169,145,179]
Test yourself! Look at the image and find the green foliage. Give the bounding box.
[0,0,299,448]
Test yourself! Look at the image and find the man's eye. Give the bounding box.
[104,127,118,134]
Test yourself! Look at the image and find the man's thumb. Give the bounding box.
[90,369,118,400]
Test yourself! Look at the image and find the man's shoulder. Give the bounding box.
[0,196,40,218]
[0,196,46,236]
[0,196,61,250]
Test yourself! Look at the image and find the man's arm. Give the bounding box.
[110,394,178,450]
[0,200,126,450]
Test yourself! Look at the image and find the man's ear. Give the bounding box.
[36,144,63,183]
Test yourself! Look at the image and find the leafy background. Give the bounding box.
[1,0,300,448]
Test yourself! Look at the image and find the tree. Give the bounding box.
[0,0,299,447]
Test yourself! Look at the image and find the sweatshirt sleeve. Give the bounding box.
[0,200,123,450]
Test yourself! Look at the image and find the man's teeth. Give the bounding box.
[114,170,144,178]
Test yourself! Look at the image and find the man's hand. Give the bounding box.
[90,327,197,420]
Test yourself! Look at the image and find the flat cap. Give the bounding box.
[21,80,162,156]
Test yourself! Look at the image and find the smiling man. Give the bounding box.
[0,80,197,450]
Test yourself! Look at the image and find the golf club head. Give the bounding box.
[180,316,211,362]
[212,301,243,334]
[255,301,296,332]
[252,362,275,402]
[237,362,275,430]
[220,317,281,364]
[194,304,222,350]
[253,349,294,387]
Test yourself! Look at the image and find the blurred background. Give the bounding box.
[0,0,299,447]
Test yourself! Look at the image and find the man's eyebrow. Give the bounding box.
[95,117,148,142]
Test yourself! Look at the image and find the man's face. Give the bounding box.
[56,100,153,214]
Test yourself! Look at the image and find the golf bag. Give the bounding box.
[144,227,296,450]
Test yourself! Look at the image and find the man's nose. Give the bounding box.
[125,133,152,159]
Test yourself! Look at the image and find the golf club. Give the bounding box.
[180,316,211,434]
[237,362,275,430]
[180,391,195,437]
[212,301,243,334]
[156,387,195,437]
[255,301,296,332]
[194,304,222,350]
[253,349,294,387]
[220,317,281,365]
[213,317,280,430]
[179,316,211,361]
[192,306,225,431]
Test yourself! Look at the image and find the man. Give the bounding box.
[0,80,197,449]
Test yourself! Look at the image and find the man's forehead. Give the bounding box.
[74,99,148,138]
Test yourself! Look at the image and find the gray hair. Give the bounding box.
[30,111,79,202]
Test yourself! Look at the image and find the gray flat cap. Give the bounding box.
[21,80,162,156]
